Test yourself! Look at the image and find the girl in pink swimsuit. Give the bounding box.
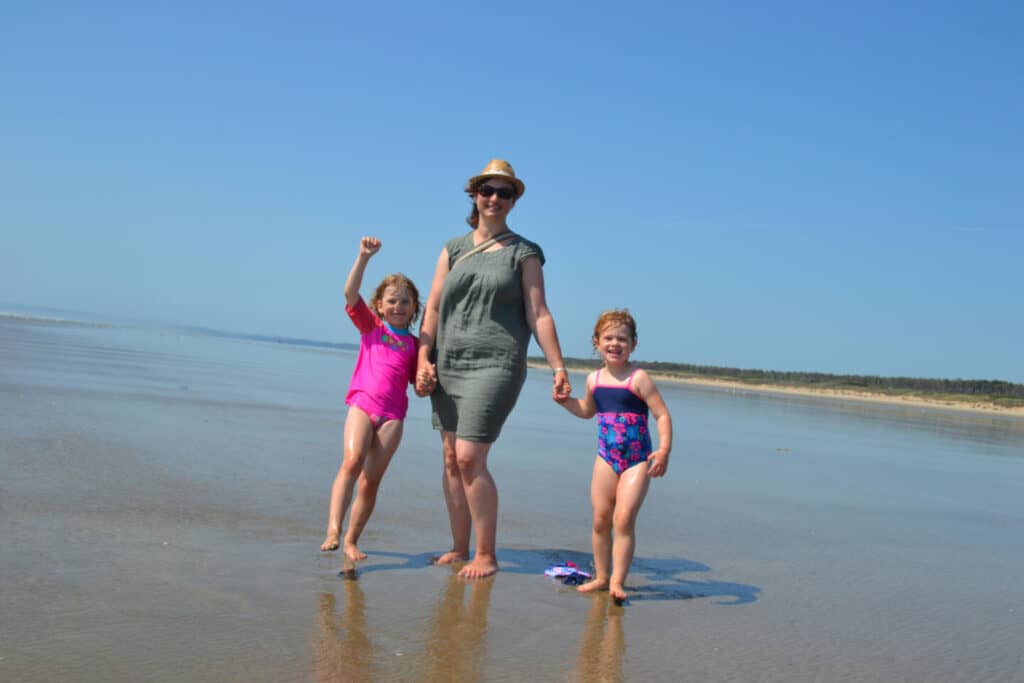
[320,236,420,568]
[555,309,673,602]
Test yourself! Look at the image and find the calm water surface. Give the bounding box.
[2,316,1023,681]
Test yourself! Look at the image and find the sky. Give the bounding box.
[2,1,1022,382]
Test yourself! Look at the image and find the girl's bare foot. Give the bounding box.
[343,543,368,563]
[433,550,469,565]
[577,577,610,594]
[457,556,499,579]
[609,583,628,602]
[339,557,357,578]
[320,534,340,552]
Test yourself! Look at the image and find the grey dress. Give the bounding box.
[430,231,545,443]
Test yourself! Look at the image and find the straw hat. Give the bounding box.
[465,159,525,198]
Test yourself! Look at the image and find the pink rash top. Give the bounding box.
[344,297,418,422]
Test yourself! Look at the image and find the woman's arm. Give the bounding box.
[415,247,449,396]
[344,236,381,307]
[633,369,673,477]
[521,256,571,400]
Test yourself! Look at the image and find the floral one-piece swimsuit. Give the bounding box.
[593,368,652,474]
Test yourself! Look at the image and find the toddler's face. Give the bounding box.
[377,285,414,329]
[594,324,635,365]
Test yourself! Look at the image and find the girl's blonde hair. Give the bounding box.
[369,273,421,325]
[592,309,638,348]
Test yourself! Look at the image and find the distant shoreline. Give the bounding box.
[528,361,1024,419]
[6,311,1019,418]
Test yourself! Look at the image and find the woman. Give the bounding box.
[416,159,571,579]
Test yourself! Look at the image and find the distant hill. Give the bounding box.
[533,356,1024,407]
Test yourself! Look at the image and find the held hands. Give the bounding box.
[415,357,437,396]
[360,236,382,257]
[552,370,571,402]
[646,449,669,477]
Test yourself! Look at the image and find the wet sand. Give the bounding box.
[3,316,1024,681]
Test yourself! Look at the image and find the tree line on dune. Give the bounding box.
[549,357,1024,400]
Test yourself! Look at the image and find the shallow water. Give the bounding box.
[2,316,1023,681]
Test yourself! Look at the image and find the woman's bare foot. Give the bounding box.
[577,577,610,594]
[609,582,628,602]
[457,555,499,579]
[343,543,368,563]
[320,534,340,552]
[433,550,469,565]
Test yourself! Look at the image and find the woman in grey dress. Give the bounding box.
[416,159,572,579]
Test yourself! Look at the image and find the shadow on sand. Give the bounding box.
[498,547,760,605]
[337,547,759,605]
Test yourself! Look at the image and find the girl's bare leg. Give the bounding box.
[320,407,374,551]
[608,462,651,601]
[435,431,471,565]
[343,419,403,562]
[454,439,498,578]
[579,457,617,593]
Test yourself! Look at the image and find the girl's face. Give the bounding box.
[474,178,516,222]
[594,323,636,366]
[377,285,414,329]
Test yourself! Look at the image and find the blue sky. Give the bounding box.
[3,2,1022,382]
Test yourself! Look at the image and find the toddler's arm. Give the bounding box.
[344,236,382,307]
[634,369,673,477]
[555,371,597,419]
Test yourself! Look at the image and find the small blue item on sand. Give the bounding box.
[544,561,592,586]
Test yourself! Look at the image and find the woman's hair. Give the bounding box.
[369,273,422,325]
[592,309,638,347]
[465,180,483,228]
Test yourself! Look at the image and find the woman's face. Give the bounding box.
[474,178,517,222]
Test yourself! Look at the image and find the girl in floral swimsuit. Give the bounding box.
[594,367,653,474]
[556,309,674,602]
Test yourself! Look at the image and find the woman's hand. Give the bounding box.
[552,369,571,401]
[415,357,437,396]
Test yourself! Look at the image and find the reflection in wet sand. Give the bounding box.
[310,574,495,682]
[573,596,625,683]
[420,575,494,682]
[311,582,377,683]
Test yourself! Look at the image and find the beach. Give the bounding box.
[3,314,1024,682]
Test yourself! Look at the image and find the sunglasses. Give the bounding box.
[477,184,516,200]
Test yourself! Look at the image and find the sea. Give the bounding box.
[2,311,1023,682]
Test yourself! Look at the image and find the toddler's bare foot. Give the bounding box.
[577,577,610,594]
[320,534,340,552]
[433,550,469,565]
[457,555,498,579]
[609,583,628,602]
[343,543,368,563]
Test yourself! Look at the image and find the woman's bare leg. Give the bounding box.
[435,431,471,564]
[578,457,617,593]
[454,439,498,578]
[343,419,403,562]
[320,407,374,551]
